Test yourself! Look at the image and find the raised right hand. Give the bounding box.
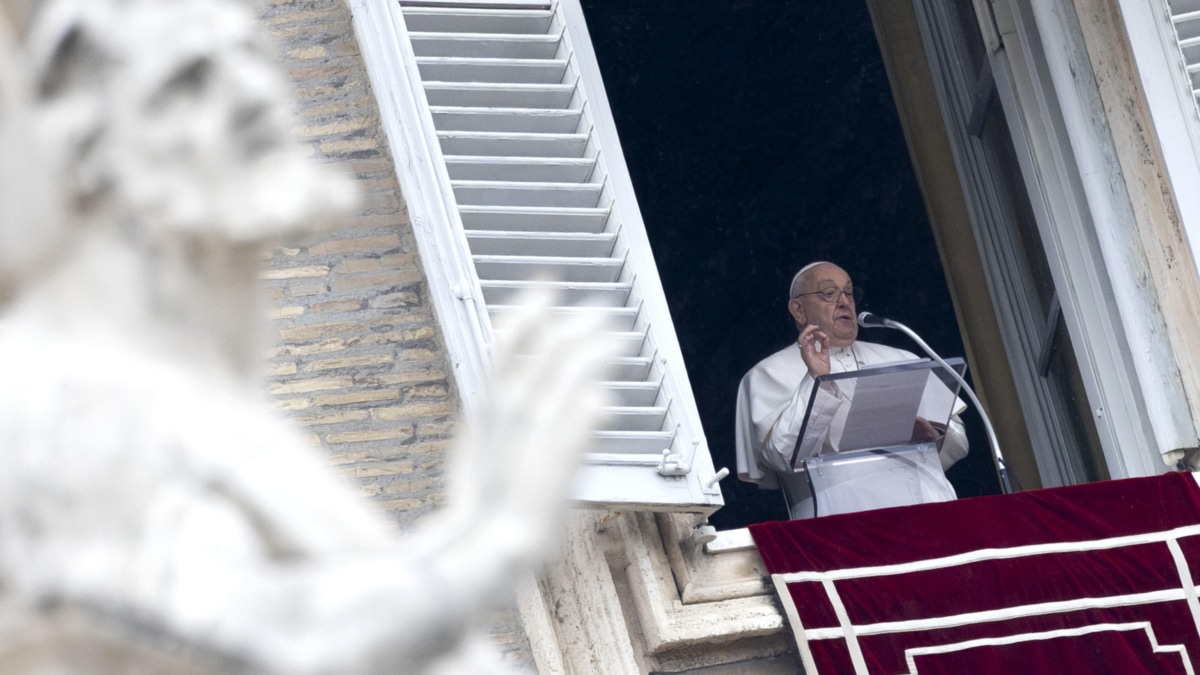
[798,324,831,379]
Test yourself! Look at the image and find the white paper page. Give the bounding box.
[838,366,930,451]
[918,371,962,425]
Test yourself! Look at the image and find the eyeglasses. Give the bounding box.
[792,286,864,304]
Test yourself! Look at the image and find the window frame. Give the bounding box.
[918,0,1196,483]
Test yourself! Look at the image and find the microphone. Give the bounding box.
[857,311,893,329]
[858,311,1014,494]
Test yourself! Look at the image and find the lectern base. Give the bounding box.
[802,443,955,517]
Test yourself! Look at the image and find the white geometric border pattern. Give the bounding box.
[902,623,1194,675]
[772,524,1200,675]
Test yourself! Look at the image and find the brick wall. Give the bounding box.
[254,0,535,667]
[257,0,455,528]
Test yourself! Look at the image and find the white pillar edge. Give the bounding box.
[1027,0,1196,469]
[1116,0,1200,275]
[516,575,568,675]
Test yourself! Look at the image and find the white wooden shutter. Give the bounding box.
[349,0,724,513]
[1170,0,1200,110]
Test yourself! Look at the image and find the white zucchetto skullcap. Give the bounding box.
[789,261,833,298]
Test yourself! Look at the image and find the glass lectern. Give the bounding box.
[787,358,967,517]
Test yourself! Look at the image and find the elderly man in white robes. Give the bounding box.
[735,261,969,519]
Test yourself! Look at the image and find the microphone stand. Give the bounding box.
[863,314,1015,495]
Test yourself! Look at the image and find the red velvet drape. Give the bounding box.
[749,473,1200,674]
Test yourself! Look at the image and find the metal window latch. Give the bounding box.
[657,449,689,476]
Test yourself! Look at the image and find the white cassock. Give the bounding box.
[735,341,968,519]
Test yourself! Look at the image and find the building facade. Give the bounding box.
[258,0,1200,672]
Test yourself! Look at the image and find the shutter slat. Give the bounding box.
[453,181,603,207]
[1174,9,1200,28]
[581,453,666,467]
[400,0,552,9]
[416,57,569,84]
[480,280,633,306]
[459,205,610,232]
[438,131,589,158]
[1172,2,1200,109]
[606,357,653,381]
[444,156,595,182]
[597,331,647,358]
[1184,47,1200,82]
[601,381,662,407]
[466,231,615,257]
[410,32,561,59]
[599,406,668,432]
[498,329,645,357]
[424,83,576,108]
[401,8,556,34]
[591,430,677,455]
[488,304,639,331]
[472,255,624,282]
[431,107,584,133]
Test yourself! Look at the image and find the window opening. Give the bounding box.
[579,0,992,528]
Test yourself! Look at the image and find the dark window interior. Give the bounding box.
[579,0,1002,528]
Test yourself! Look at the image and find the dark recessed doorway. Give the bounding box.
[578,0,1001,528]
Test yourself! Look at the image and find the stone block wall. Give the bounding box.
[256,0,456,529]
[252,0,535,668]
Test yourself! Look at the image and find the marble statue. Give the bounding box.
[0,1,610,672]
